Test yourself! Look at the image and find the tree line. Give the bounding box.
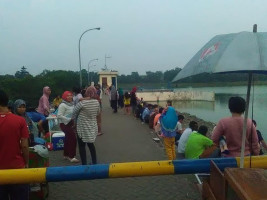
[1,66,267,107]
[0,67,181,107]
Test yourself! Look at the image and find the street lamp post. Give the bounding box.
[90,66,97,83]
[78,27,100,87]
[88,59,98,85]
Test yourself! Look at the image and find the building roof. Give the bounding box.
[98,70,119,75]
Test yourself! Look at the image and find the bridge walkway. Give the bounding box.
[47,95,200,200]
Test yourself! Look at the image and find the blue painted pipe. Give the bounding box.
[46,164,110,182]
[173,157,237,174]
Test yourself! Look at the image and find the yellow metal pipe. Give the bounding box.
[109,160,174,178]
[236,156,267,169]
[0,168,46,185]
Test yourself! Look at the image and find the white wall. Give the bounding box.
[136,91,215,102]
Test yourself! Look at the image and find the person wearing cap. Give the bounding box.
[57,91,79,163]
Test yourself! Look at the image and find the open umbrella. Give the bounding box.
[172,25,267,167]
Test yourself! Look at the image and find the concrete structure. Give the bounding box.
[98,70,119,89]
[136,91,215,102]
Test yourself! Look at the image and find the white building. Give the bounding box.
[98,70,119,89]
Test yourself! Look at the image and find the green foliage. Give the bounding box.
[164,67,181,82]
[15,66,31,78]
[2,66,267,108]
[118,69,179,84]
[0,69,80,107]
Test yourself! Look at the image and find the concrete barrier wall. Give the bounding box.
[136,91,215,102]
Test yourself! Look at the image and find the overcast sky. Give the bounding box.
[1,0,267,76]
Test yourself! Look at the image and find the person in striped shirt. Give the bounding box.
[73,86,100,165]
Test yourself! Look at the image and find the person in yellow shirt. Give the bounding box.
[124,92,131,115]
[52,95,62,110]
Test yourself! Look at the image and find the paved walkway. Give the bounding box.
[47,95,200,200]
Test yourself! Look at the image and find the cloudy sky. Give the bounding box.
[1,0,267,76]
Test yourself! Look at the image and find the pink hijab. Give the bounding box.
[37,86,51,115]
[131,86,137,93]
[43,86,51,97]
[85,86,97,98]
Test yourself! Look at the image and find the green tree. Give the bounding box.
[131,72,141,83]
[15,66,31,78]
[164,67,181,82]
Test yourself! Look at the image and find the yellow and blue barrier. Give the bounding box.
[1,156,267,185]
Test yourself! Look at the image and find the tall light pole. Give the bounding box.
[88,58,98,85]
[90,66,97,83]
[104,54,111,70]
[78,27,100,87]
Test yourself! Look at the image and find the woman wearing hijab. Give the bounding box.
[57,91,79,163]
[118,88,124,109]
[37,86,51,117]
[13,99,38,146]
[72,86,100,165]
[110,85,118,113]
[130,86,137,116]
[159,106,178,160]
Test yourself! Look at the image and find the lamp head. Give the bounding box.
[96,27,101,30]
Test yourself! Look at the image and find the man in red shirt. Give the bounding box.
[0,89,29,200]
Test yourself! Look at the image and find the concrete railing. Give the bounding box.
[136,91,215,102]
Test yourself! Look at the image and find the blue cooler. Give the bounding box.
[52,132,65,151]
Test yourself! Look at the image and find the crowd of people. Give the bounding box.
[107,88,267,161]
[1,84,267,199]
[0,84,103,199]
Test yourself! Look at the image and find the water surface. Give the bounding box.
[162,86,267,138]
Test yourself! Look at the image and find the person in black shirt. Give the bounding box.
[130,86,137,116]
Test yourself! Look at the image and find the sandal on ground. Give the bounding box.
[69,157,79,163]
